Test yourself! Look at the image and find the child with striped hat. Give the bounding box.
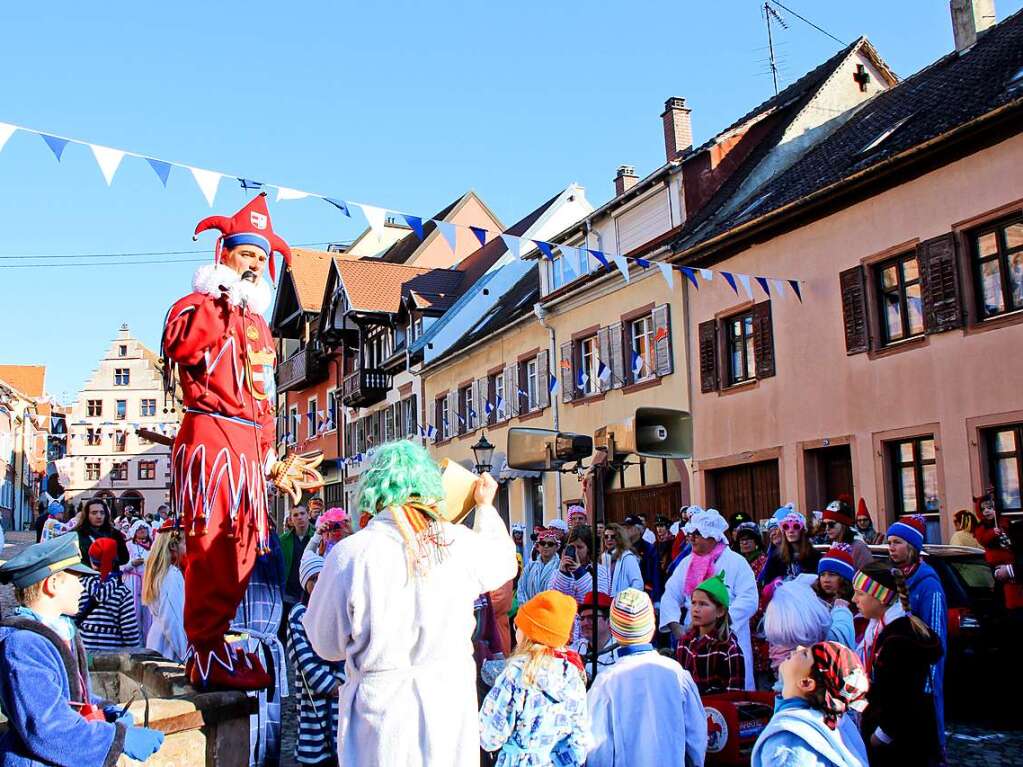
[586,588,706,767]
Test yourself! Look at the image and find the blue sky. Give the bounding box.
[1,0,1019,401]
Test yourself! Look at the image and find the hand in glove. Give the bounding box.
[103,705,133,726]
[269,451,325,505]
[123,726,165,761]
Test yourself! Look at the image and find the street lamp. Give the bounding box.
[471,432,495,475]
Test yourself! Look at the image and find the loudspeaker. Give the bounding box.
[594,407,692,460]
[507,427,593,471]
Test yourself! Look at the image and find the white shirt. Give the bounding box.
[145,565,187,663]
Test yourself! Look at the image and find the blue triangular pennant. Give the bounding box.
[755,276,771,297]
[633,257,651,268]
[721,271,739,294]
[680,266,700,289]
[534,241,556,261]
[549,373,558,394]
[324,198,352,217]
[470,226,488,248]
[589,249,610,269]
[147,159,172,187]
[402,214,425,240]
[40,133,69,162]
[238,178,263,190]
[789,280,803,302]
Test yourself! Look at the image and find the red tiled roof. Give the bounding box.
[337,260,431,313]
[288,249,336,312]
[0,365,45,398]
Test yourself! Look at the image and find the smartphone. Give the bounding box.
[564,544,577,560]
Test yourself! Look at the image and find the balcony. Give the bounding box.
[341,367,391,408]
[276,345,327,393]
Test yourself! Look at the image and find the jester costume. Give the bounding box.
[162,193,320,690]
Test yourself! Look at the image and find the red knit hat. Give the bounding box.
[194,192,292,281]
[88,537,119,580]
[578,591,612,611]
[855,498,871,522]
[823,500,854,528]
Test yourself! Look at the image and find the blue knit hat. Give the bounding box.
[887,515,925,552]
[818,544,855,581]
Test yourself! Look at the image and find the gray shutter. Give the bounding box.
[448,390,460,436]
[752,301,775,379]
[536,350,550,409]
[918,233,963,333]
[475,377,487,429]
[608,322,625,389]
[698,319,719,393]
[597,327,611,392]
[839,266,870,354]
[653,303,674,377]
[504,362,518,416]
[559,342,575,404]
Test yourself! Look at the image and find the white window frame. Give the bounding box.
[307,397,319,438]
[630,315,656,382]
[118,344,128,357]
[139,398,156,417]
[114,368,130,386]
[440,397,451,439]
[289,405,299,443]
[526,359,538,410]
[495,373,506,420]
[325,388,338,432]
[115,400,127,420]
[580,337,598,396]
[86,462,101,481]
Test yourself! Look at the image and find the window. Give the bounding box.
[402,395,417,437]
[115,400,126,420]
[308,397,319,438]
[890,436,940,532]
[972,217,1023,319]
[725,310,756,385]
[459,385,476,432]
[630,315,656,381]
[111,462,128,481]
[86,428,101,446]
[326,388,338,432]
[86,462,100,481]
[87,400,102,417]
[578,336,599,396]
[494,372,506,420]
[984,424,1022,515]
[437,396,451,440]
[411,316,424,342]
[138,460,156,480]
[114,431,126,453]
[526,360,538,411]
[876,253,923,344]
[288,405,298,444]
[384,406,395,441]
[118,344,128,357]
[139,399,156,417]
[114,368,130,386]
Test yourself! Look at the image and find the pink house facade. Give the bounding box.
[673,11,1023,542]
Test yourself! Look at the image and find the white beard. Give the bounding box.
[192,263,273,314]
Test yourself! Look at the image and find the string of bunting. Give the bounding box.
[0,121,803,302]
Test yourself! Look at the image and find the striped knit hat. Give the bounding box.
[818,543,856,581]
[887,514,925,552]
[610,588,656,645]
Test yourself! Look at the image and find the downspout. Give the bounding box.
[534,300,563,519]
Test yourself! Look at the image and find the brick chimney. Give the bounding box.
[661,97,692,162]
[614,165,638,196]
[950,0,996,52]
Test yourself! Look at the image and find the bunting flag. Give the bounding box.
[276,186,310,202]
[589,249,610,270]
[501,233,522,260]
[789,279,803,302]
[484,400,494,416]
[772,278,787,300]
[325,197,352,217]
[495,395,504,413]
[89,145,125,186]
[756,276,771,297]
[632,350,644,377]
[721,271,739,295]
[657,262,674,289]
[147,158,172,186]
[737,273,754,299]
[435,219,458,253]
[188,167,222,207]
[239,178,264,190]
[611,255,630,282]
[402,214,425,240]
[40,133,69,161]
[548,373,558,395]
[359,203,388,241]
[597,362,611,384]
[0,123,15,152]
[534,240,555,261]
[576,369,589,392]
[470,226,488,247]
[681,266,700,290]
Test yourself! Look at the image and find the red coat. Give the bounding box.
[976,521,1023,610]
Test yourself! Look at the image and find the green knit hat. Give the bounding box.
[694,571,730,609]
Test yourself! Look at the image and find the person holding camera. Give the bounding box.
[549,526,610,646]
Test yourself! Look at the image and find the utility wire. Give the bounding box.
[0,258,210,269]
[0,240,340,260]
[766,0,848,47]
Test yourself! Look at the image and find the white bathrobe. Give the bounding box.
[304,504,517,767]
[658,546,759,690]
[145,565,187,663]
[586,649,707,767]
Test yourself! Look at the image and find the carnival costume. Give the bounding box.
[161,193,322,690]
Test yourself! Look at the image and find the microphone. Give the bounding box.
[241,270,257,284]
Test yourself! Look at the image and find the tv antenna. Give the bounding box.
[763,2,789,96]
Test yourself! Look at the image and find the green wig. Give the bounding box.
[356,440,445,517]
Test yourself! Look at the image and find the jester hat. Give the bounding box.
[194,192,292,281]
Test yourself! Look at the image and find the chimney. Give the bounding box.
[614,165,638,196]
[661,97,692,162]
[950,0,996,52]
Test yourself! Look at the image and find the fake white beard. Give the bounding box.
[192,263,273,314]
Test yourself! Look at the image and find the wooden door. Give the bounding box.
[706,460,780,521]
[603,482,682,527]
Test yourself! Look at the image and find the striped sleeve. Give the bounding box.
[119,590,142,646]
[289,610,338,696]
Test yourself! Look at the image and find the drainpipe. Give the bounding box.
[680,260,695,507]
[533,299,563,519]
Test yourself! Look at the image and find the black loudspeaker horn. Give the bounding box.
[507,427,593,472]
[594,407,692,460]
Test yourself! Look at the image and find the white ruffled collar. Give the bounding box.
[192,263,272,314]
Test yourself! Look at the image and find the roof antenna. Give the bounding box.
[763,2,789,96]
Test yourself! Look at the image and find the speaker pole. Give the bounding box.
[590,454,606,686]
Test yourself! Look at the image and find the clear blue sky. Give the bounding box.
[1,0,1018,401]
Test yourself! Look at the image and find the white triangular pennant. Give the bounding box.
[700,268,714,282]
[0,123,16,153]
[772,278,787,300]
[276,186,310,202]
[737,273,754,299]
[188,166,223,207]
[434,220,457,253]
[89,144,125,186]
[611,255,631,283]
[658,262,674,289]
[501,234,522,260]
[358,203,388,242]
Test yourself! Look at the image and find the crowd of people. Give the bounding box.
[3,450,1022,767]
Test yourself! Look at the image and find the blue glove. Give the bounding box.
[123,727,164,761]
[103,705,134,726]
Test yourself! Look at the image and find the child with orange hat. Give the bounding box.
[480,590,588,766]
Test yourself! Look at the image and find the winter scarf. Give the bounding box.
[684,541,727,597]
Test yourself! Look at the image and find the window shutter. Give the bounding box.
[504,363,519,416]
[434,398,443,437]
[476,377,487,428]
[608,322,625,389]
[536,350,550,409]
[839,266,870,354]
[698,319,719,393]
[408,394,418,437]
[918,233,963,333]
[597,327,612,392]
[559,341,575,404]
[652,303,674,377]
[448,391,459,436]
[751,301,775,379]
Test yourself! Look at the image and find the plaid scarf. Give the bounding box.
[389,500,451,577]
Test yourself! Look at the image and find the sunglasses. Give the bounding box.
[780,522,804,532]
[824,521,840,528]
[538,541,557,548]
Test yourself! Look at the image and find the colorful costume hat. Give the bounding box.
[194,192,292,281]
[818,544,856,581]
[887,514,926,552]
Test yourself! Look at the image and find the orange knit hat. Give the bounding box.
[515,590,577,648]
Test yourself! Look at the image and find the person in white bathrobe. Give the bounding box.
[304,441,518,767]
[142,519,188,663]
[659,507,759,690]
[587,588,706,767]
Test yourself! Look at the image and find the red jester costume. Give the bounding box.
[162,193,321,690]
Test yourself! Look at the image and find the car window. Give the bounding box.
[950,561,995,590]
